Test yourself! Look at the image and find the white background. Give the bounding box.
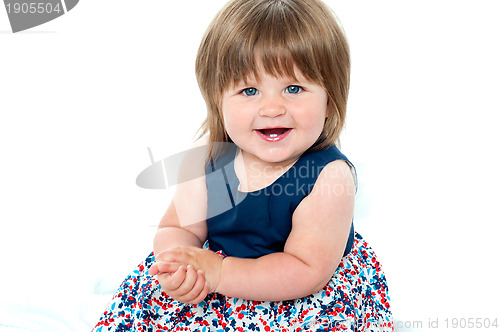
[1,0,499,331]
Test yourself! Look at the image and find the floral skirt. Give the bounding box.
[93,233,393,331]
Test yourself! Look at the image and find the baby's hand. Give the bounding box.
[149,260,209,304]
[154,247,223,294]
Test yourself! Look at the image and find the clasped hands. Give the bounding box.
[148,246,223,304]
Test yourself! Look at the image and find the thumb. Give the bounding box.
[148,262,160,276]
[157,261,181,274]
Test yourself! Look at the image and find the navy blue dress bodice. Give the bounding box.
[205,144,355,259]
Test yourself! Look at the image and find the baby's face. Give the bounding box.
[221,67,328,167]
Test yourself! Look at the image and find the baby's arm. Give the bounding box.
[150,140,212,303]
[153,138,210,253]
[151,194,211,303]
[153,203,204,253]
[217,160,355,301]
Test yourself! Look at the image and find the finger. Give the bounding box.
[180,270,206,302]
[157,261,181,274]
[183,271,210,304]
[148,263,159,276]
[188,282,210,304]
[162,265,186,291]
[157,247,191,264]
[175,265,198,296]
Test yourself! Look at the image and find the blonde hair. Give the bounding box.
[195,0,350,159]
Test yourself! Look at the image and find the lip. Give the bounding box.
[254,127,292,142]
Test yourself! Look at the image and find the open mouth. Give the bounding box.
[255,128,292,142]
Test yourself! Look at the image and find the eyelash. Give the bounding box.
[240,85,304,96]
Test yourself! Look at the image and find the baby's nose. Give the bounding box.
[258,96,286,117]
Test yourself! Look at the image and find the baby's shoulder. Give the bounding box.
[302,146,356,190]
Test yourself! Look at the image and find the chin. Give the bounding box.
[256,149,296,164]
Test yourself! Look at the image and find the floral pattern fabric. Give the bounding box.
[93,232,393,331]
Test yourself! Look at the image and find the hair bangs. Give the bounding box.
[222,1,325,90]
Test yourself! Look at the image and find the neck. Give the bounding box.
[234,149,300,192]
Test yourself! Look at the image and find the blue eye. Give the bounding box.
[242,88,258,96]
[285,85,302,94]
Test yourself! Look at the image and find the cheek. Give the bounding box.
[222,112,233,134]
[221,100,233,129]
[297,102,328,130]
[315,90,329,117]
[222,109,243,137]
[296,114,325,138]
[316,99,329,129]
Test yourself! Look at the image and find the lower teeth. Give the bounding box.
[269,134,278,138]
